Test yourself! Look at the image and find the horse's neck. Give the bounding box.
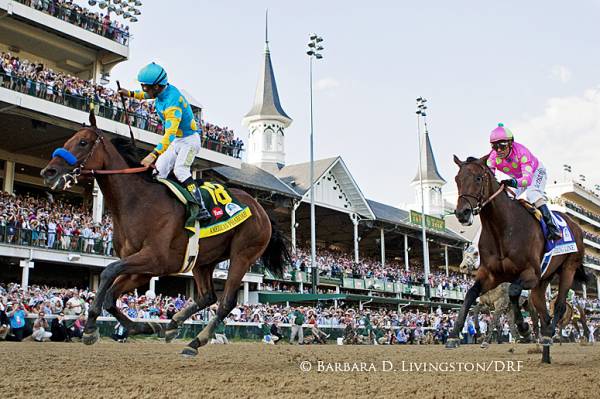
[94,144,150,219]
[479,187,520,252]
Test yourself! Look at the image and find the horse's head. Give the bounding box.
[453,154,494,226]
[41,110,106,191]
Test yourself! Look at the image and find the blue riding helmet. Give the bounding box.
[137,62,168,86]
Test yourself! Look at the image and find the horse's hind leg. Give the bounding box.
[551,266,576,338]
[182,245,267,356]
[165,264,217,343]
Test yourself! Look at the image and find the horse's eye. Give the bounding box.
[475,176,482,183]
[79,140,88,147]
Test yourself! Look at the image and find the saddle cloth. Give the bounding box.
[157,179,252,273]
[517,200,578,277]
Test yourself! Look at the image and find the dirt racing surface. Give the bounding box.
[1,340,599,399]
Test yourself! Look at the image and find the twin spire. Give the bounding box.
[243,10,291,126]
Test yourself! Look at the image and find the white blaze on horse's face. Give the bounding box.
[460,245,480,272]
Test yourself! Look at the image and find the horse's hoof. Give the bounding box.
[445,338,459,349]
[181,347,198,357]
[541,336,553,346]
[165,329,179,343]
[82,330,100,346]
[480,341,489,349]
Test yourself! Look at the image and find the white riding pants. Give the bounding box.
[515,165,547,207]
[154,134,201,182]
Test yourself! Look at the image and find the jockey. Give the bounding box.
[486,123,562,241]
[118,62,211,222]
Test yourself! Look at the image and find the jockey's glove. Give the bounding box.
[500,178,518,188]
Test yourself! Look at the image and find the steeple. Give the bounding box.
[243,11,292,173]
[410,128,446,217]
[412,130,445,184]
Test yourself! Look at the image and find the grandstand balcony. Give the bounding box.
[0,74,242,170]
[0,0,128,81]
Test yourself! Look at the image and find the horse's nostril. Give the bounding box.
[42,167,57,178]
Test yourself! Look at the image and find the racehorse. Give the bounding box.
[40,111,289,356]
[472,282,526,348]
[549,298,590,344]
[451,155,587,363]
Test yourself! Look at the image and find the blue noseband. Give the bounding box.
[52,148,78,166]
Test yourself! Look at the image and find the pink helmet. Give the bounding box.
[489,123,514,143]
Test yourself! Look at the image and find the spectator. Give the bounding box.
[6,302,27,341]
[32,311,52,342]
[289,307,305,345]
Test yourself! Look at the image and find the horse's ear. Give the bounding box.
[89,103,97,128]
[453,155,463,167]
[480,154,490,164]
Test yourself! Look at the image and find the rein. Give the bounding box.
[51,127,150,189]
[457,161,506,215]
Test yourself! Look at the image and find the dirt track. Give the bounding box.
[1,340,599,398]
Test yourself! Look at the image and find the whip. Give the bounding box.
[116,80,137,147]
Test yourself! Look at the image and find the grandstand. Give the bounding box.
[0,2,471,310]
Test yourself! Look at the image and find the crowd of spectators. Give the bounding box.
[0,52,244,158]
[583,230,600,245]
[584,255,600,266]
[563,200,600,224]
[289,247,473,290]
[2,282,598,345]
[16,0,129,45]
[0,191,114,256]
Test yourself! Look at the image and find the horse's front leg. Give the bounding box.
[508,278,533,340]
[446,280,482,348]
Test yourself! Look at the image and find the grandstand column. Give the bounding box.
[186,278,195,299]
[3,160,15,194]
[404,234,409,272]
[149,277,159,294]
[291,201,300,254]
[19,259,34,290]
[380,228,385,267]
[596,274,600,298]
[444,245,449,277]
[92,181,104,224]
[351,214,359,263]
[582,283,587,299]
[243,282,249,305]
[89,272,99,291]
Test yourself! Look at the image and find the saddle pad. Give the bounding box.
[157,179,252,238]
[539,211,578,278]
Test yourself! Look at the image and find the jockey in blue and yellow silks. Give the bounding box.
[119,62,211,222]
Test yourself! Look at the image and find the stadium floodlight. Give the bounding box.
[113,0,121,3]
[306,33,325,294]
[129,16,138,22]
[132,8,141,15]
[108,4,116,12]
[99,1,108,9]
[88,0,98,6]
[580,175,586,182]
[116,6,124,15]
[135,0,142,5]
[123,11,131,19]
[415,96,432,300]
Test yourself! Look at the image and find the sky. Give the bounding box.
[108,0,600,207]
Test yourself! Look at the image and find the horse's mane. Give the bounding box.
[110,137,155,182]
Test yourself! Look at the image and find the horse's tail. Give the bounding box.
[261,220,291,278]
[571,263,591,290]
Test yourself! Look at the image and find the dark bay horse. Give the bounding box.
[451,155,587,363]
[40,112,288,356]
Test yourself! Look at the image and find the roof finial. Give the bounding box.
[265,9,269,52]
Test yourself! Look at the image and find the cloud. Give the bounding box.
[315,77,341,91]
[514,87,600,185]
[550,65,572,83]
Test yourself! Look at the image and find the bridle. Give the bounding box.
[50,127,149,190]
[457,161,505,216]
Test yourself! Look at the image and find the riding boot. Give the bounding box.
[539,204,562,241]
[182,177,212,222]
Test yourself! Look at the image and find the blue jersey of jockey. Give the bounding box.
[119,62,211,222]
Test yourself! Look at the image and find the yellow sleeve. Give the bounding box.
[132,90,151,100]
[152,106,182,156]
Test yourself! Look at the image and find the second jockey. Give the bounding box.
[486,123,562,241]
[119,62,211,222]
